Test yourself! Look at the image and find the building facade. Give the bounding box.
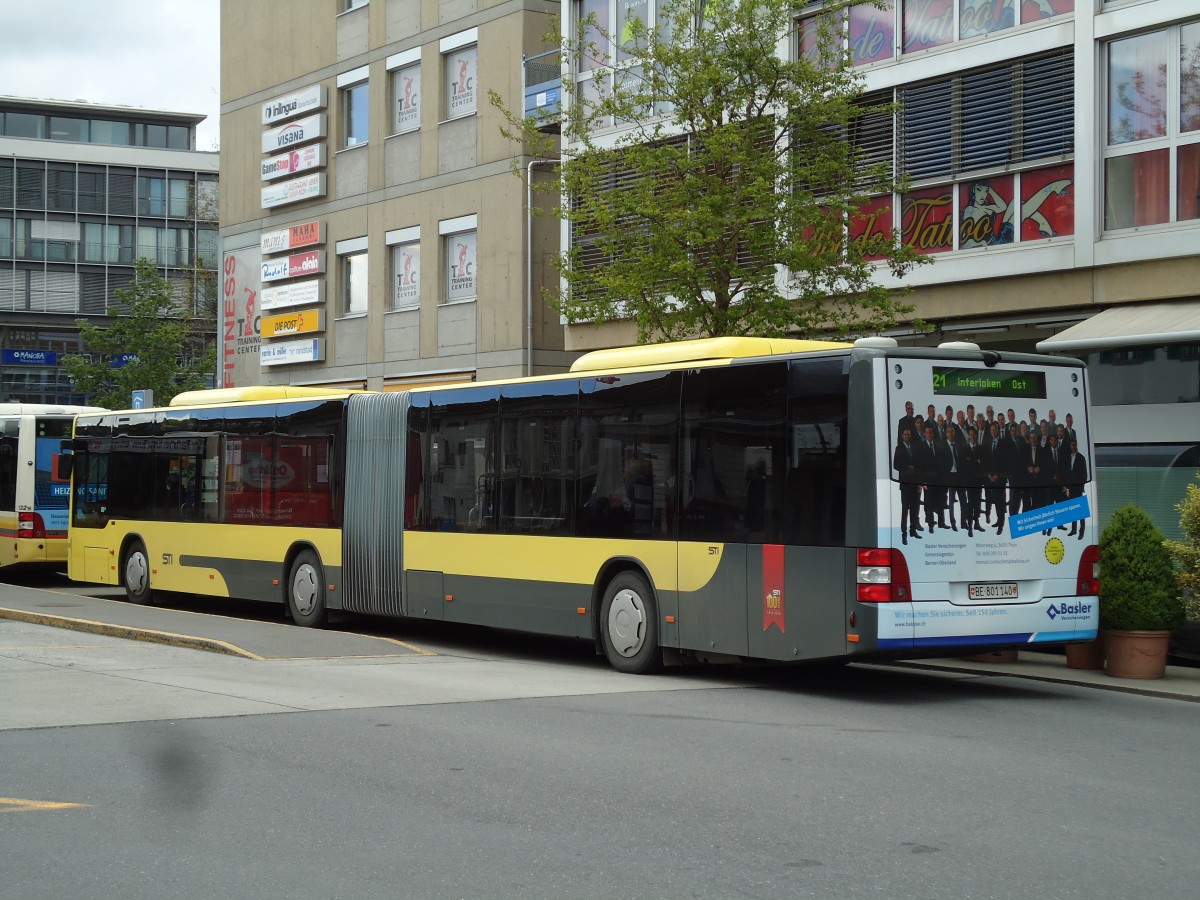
[0,97,219,405]
[219,0,569,393]
[559,0,1200,537]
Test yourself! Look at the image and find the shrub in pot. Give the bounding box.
[1098,503,1184,679]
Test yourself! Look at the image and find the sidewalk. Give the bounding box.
[900,650,1200,702]
[2,581,1199,698]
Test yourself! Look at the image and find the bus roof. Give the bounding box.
[569,337,852,373]
[168,386,361,407]
[0,403,106,416]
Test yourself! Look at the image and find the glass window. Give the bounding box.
[1108,30,1169,145]
[137,225,159,262]
[902,0,953,54]
[1104,22,1200,231]
[578,371,679,540]
[392,241,420,308]
[91,119,131,146]
[5,113,45,139]
[423,388,500,532]
[168,178,191,218]
[0,217,11,258]
[849,0,894,66]
[392,64,421,134]
[83,222,104,262]
[138,176,166,216]
[78,171,106,214]
[1180,144,1200,220]
[1182,22,1200,133]
[346,0,368,8]
[444,230,477,302]
[167,125,190,150]
[197,227,218,268]
[444,45,478,118]
[1105,150,1170,229]
[576,0,611,71]
[145,123,168,148]
[498,383,578,536]
[50,117,88,142]
[959,0,1013,39]
[344,81,369,147]
[343,249,368,314]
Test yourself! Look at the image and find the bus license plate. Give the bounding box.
[968,582,1019,600]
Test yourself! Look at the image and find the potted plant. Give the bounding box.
[1098,503,1185,679]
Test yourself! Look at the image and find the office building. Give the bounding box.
[558,0,1200,536]
[218,0,569,392]
[0,96,219,404]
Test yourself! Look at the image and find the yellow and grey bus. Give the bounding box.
[0,403,104,569]
[64,337,1099,672]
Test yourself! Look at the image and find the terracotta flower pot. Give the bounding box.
[1064,638,1105,670]
[1102,629,1171,679]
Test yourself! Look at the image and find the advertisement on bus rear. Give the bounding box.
[880,356,1097,648]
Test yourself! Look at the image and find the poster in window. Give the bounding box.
[446,232,477,301]
[447,46,477,117]
[394,243,420,307]
[1020,165,1074,241]
[849,0,893,66]
[617,0,648,62]
[902,0,953,54]
[959,0,1014,39]
[395,66,420,133]
[798,14,838,69]
[901,186,953,254]
[1021,0,1072,25]
[849,196,894,261]
[958,175,1015,248]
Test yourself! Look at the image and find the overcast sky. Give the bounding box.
[0,1,221,150]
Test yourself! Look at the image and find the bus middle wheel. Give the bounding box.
[286,549,327,627]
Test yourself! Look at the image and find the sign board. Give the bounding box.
[261,144,326,181]
[261,249,324,283]
[2,349,57,366]
[131,390,154,409]
[261,84,327,126]
[261,172,326,210]
[221,247,263,388]
[261,114,326,154]
[261,308,326,338]
[260,279,324,312]
[261,221,323,256]
[112,353,139,368]
[260,338,324,367]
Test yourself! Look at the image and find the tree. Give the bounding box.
[63,258,215,409]
[491,0,928,342]
[1164,474,1200,621]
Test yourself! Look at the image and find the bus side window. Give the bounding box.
[785,358,849,547]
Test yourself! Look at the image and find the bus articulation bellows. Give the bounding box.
[64,337,1099,672]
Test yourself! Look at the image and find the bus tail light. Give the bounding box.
[857,548,911,603]
[18,512,46,539]
[1077,544,1100,596]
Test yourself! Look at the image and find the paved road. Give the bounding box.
[3,572,1200,899]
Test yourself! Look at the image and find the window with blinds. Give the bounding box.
[900,49,1074,183]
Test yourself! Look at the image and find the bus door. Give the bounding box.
[679,362,791,660]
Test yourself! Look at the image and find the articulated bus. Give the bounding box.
[0,404,105,569]
[64,337,1099,673]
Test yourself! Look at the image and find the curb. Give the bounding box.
[893,659,1200,703]
[0,606,262,660]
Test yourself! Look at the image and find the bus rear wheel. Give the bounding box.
[600,571,661,675]
[123,540,154,605]
[286,549,327,627]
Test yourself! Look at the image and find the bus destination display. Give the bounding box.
[932,367,1047,399]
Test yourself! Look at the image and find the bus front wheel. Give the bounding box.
[123,540,154,605]
[599,571,661,675]
[286,549,327,627]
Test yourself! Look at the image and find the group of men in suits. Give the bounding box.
[892,400,1088,545]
